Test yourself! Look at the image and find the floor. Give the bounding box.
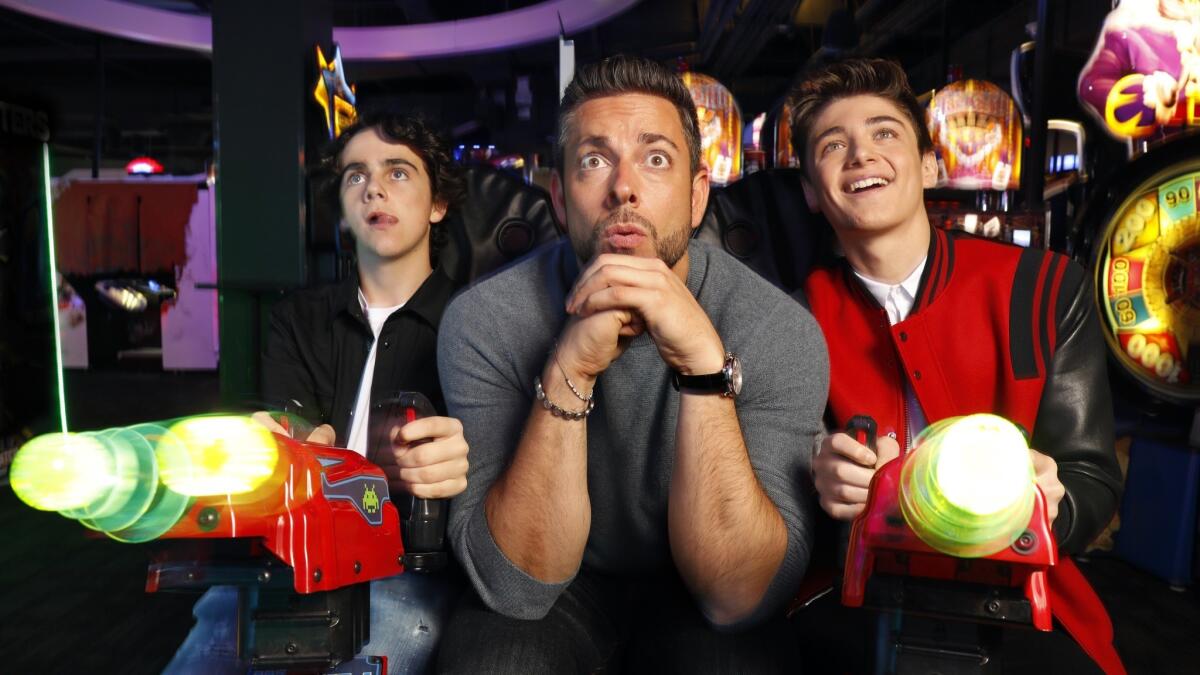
[0,370,1197,673]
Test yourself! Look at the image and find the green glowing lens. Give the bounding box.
[156,416,279,496]
[899,414,1035,558]
[10,433,114,511]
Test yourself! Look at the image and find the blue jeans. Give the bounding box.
[164,571,463,675]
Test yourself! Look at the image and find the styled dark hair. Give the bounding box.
[555,54,701,173]
[316,112,464,263]
[786,58,934,174]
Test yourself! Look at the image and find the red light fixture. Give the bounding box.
[126,156,164,175]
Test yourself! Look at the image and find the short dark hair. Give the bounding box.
[316,113,464,263]
[555,54,701,173]
[786,58,934,174]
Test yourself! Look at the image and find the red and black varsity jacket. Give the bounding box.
[803,226,1126,673]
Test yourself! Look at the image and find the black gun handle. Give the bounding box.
[398,495,448,572]
[846,415,877,452]
[367,392,450,572]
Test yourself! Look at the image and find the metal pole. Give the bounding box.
[92,38,104,178]
[1023,0,1052,213]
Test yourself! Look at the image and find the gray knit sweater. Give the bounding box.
[438,239,828,625]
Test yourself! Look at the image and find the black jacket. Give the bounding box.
[261,269,458,447]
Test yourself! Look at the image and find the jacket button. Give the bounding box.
[899,331,908,342]
[913,370,922,380]
[382,340,391,349]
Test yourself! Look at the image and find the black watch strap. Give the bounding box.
[671,370,727,392]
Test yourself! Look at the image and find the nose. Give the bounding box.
[606,158,640,209]
[846,136,878,167]
[362,171,386,202]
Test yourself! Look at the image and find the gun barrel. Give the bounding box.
[10,415,287,543]
[898,414,1036,558]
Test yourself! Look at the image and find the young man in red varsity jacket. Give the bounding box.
[788,58,1125,673]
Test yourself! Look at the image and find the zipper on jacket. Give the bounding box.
[902,380,912,454]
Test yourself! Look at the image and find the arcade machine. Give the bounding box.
[769,101,800,169]
[681,71,743,186]
[742,112,767,175]
[923,77,1040,247]
[1073,0,1200,589]
[51,162,217,372]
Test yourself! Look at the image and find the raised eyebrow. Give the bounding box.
[385,158,421,173]
[866,115,907,128]
[812,125,846,147]
[339,161,366,179]
[577,135,614,154]
[639,132,679,151]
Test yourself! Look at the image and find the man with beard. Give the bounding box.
[433,55,828,673]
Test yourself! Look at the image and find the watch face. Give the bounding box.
[726,355,743,397]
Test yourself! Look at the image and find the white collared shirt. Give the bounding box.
[853,258,925,324]
[852,258,929,443]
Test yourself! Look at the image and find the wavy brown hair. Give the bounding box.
[786,58,933,175]
[316,113,464,264]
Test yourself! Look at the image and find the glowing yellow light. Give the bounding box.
[156,416,279,496]
[314,44,358,139]
[10,433,114,511]
[899,414,1036,557]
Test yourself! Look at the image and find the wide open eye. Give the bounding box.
[580,153,610,170]
[646,151,671,168]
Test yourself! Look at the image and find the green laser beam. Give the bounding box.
[41,143,67,432]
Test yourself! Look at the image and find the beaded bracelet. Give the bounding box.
[534,376,594,420]
[552,347,593,404]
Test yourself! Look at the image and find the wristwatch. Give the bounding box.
[671,352,742,398]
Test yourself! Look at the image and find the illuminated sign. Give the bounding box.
[1095,164,1200,403]
[314,44,358,139]
[927,79,1022,191]
[681,72,742,185]
[1078,1,1200,140]
[0,101,50,142]
[773,102,799,168]
[125,156,164,175]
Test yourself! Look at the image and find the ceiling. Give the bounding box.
[0,0,1110,177]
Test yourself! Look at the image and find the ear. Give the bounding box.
[800,174,820,213]
[921,150,938,189]
[689,163,711,231]
[550,170,568,225]
[429,198,448,224]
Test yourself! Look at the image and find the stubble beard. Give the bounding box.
[571,206,691,267]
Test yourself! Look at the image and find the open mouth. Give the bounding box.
[604,224,647,249]
[367,212,398,226]
[846,177,891,194]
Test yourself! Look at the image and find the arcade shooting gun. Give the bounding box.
[840,413,1057,671]
[8,393,444,670]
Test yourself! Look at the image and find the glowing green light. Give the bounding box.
[899,414,1036,558]
[41,143,67,432]
[156,416,279,496]
[934,415,1032,516]
[10,433,113,511]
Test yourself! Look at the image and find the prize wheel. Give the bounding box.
[1088,137,1200,405]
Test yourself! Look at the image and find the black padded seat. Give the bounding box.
[438,167,564,284]
[695,168,831,294]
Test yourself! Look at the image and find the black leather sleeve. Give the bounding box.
[1030,262,1123,554]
